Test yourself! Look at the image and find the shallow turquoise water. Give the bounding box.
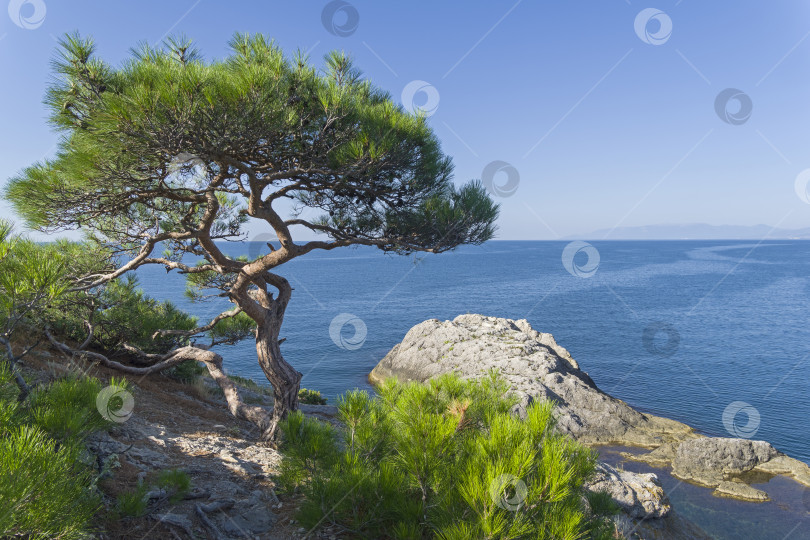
[136,240,810,465]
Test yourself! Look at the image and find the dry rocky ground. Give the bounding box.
[21,345,338,540]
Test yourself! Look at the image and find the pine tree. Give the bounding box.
[4,33,499,439]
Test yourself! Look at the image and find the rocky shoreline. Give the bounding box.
[370,314,810,536]
[19,314,808,539]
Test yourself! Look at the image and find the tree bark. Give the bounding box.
[255,315,302,440]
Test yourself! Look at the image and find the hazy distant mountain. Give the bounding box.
[571,223,810,240]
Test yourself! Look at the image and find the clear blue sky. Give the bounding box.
[2,0,810,240]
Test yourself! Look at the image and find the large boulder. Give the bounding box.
[671,438,778,486]
[370,314,693,446]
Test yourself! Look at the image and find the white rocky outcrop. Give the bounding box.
[370,314,693,446]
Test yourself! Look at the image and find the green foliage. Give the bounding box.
[0,223,69,317]
[43,271,199,359]
[0,222,109,329]
[207,311,256,345]
[0,426,101,538]
[167,359,206,383]
[115,483,149,518]
[0,220,193,367]
[0,364,21,436]
[156,468,191,503]
[585,489,620,517]
[92,275,197,354]
[279,374,612,539]
[27,375,115,441]
[115,468,192,517]
[298,388,327,405]
[0,221,73,350]
[226,374,272,396]
[0,363,125,537]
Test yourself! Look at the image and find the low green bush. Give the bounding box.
[298,387,327,405]
[115,468,192,517]
[279,372,616,539]
[0,426,101,539]
[156,468,191,503]
[167,359,207,383]
[229,373,272,396]
[50,274,198,355]
[0,363,119,538]
[115,483,149,518]
[0,365,20,436]
[27,375,119,441]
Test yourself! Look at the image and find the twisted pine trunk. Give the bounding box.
[256,315,302,440]
[232,271,302,441]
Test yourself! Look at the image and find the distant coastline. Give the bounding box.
[565,223,810,240]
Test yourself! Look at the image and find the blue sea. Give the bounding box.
[137,240,810,465]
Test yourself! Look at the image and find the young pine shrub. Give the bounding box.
[0,364,21,436]
[279,373,614,539]
[46,273,198,358]
[26,375,120,441]
[156,468,192,503]
[115,482,150,518]
[298,387,327,405]
[168,359,207,383]
[0,425,101,539]
[89,275,198,354]
[0,365,128,538]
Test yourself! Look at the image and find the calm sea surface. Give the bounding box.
[137,240,810,465]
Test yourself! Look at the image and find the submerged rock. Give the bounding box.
[713,481,769,502]
[638,436,810,501]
